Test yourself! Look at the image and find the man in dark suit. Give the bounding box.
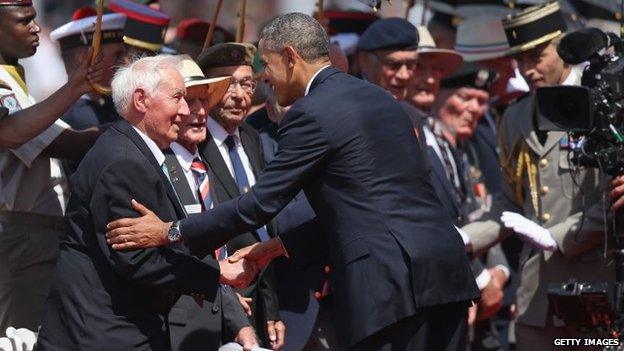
[194,42,283,350]
[38,55,257,351]
[106,13,479,351]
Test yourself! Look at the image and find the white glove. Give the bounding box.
[500,211,558,251]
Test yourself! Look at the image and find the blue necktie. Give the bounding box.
[224,135,270,242]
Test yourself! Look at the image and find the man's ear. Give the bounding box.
[283,46,298,68]
[133,88,149,113]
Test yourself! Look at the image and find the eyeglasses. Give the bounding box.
[227,77,257,95]
[373,52,418,72]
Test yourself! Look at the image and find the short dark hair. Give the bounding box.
[259,12,329,62]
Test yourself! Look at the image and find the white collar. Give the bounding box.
[131,126,165,166]
[207,117,240,147]
[561,65,581,86]
[170,142,199,171]
[305,65,332,96]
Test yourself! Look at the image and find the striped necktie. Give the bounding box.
[190,157,226,260]
[190,158,212,211]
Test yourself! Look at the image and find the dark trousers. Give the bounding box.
[350,301,469,351]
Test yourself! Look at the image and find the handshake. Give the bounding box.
[217,239,287,289]
[104,199,289,288]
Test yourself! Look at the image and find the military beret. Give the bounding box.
[197,43,257,71]
[441,62,499,91]
[357,17,419,52]
[0,0,31,5]
[50,13,126,51]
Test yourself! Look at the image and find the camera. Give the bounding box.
[539,27,624,346]
[536,27,624,175]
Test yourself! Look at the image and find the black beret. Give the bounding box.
[357,17,419,52]
[441,62,499,90]
[197,43,257,71]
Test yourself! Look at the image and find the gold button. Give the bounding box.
[324,265,331,274]
[541,213,551,222]
[540,185,549,195]
[539,158,548,168]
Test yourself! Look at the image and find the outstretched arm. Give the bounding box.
[0,49,106,149]
[106,104,330,257]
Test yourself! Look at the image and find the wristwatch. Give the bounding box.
[167,220,182,243]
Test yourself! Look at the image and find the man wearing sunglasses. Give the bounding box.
[356,18,419,101]
[195,42,284,350]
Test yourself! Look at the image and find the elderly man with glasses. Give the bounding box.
[356,18,419,101]
[194,42,284,350]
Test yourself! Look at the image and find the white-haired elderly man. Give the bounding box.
[37,55,258,351]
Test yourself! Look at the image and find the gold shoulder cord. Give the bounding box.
[499,127,540,215]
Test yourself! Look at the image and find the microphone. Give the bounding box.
[557,27,611,64]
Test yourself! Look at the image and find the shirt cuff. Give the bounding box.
[455,225,471,249]
[475,268,492,290]
[495,264,510,280]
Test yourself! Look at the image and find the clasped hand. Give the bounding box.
[219,258,259,289]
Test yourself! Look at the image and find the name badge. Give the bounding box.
[184,204,202,214]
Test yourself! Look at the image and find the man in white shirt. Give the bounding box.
[163,55,259,350]
[195,42,284,350]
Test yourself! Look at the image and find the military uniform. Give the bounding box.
[463,78,613,349]
[0,63,70,331]
[461,3,614,349]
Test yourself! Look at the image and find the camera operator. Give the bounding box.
[458,2,614,350]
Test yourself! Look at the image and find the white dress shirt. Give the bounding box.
[170,142,201,203]
[131,126,165,166]
[206,117,256,186]
[305,65,332,96]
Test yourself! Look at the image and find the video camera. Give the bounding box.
[538,27,624,346]
[536,27,624,175]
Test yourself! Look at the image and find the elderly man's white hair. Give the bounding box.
[112,54,183,118]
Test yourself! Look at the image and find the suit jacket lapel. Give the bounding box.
[239,124,264,177]
[516,94,545,155]
[113,121,185,218]
[541,131,566,156]
[426,147,461,215]
[199,133,240,199]
[163,148,199,208]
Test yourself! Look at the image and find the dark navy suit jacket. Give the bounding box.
[259,124,327,351]
[178,67,480,348]
[38,121,222,351]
